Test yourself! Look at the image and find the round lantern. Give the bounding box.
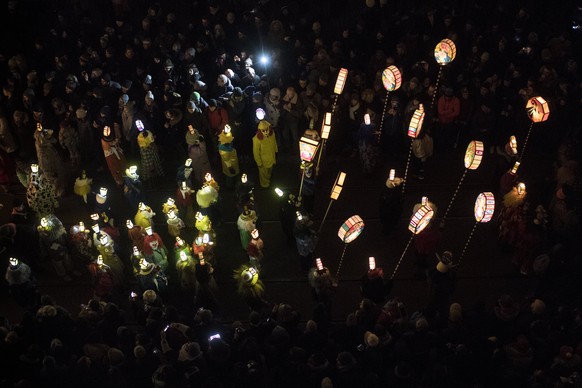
[526,96,550,123]
[381,66,402,92]
[338,215,365,243]
[464,140,484,170]
[255,108,266,121]
[407,104,425,138]
[434,38,457,65]
[408,204,434,234]
[474,192,495,223]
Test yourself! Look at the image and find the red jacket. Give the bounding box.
[207,107,229,134]
[437,96,460,124]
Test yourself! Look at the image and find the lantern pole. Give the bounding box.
[429,67,443,113]
[331,94,339,115]
[518,122,534,163]
[376,90,390,143]
[457,221,478,267]
[298,165,306,198]
[401,140,414,197]
[441,168,468,224]
[335,242,349,280]
[389,233,415,280]
[317,199,334,234]
[315,140,326,177]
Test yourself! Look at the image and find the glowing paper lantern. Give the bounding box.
[255,108,266,121]
[526,96,550,123]
[251,229,259,239]
[330,171,346,200]
[31,164,39,173]
[321,112,332,139]
[509,136,518,155]
[299,136,320,162]
[381,66,402,92]
[338,215,365,243]
[389,169,395,181]
[474,192,495,223]
[464,140,484,170]
[368,257,376,270]
[334,68,348,95]
[407,104,425,138]
[517,182,526,196]
[434,38,457,65]
[274,188,284,197]
[135,120,145,131]
[316,258,324,271]
[511,161,520,174]
[408,205,434,234]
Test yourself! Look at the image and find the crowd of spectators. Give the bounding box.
[1,0,582,386]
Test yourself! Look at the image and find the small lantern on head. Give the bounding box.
[251,229,259,239]
[185,158,192,167]
[31,164,39,174]
[275,188,284,197]
[180,251,188,262]
[128,165,138,177]
[145,226,153,236]
[241,174,248,184]
[389,169,395,182]
[132,246,140,256]
[176,236,184,246]
[40,217,49,229]
[135,120,145,132]
[92,224,100,233]
[126,220,134,229]
[195,212,204,221]
[168,209,177,220]
[99,187,108,198]
[296,211,303,221]
[517,182,526,196]
[368,257,376,270]
[78,221,85,232]
[316,258,324,271]
[511,161,520,175]
[255,108,266,121]
[364,113,371,126]
[9,257,19,268]
[97,255,104,266]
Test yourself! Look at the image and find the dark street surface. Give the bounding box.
[0,137,553,324]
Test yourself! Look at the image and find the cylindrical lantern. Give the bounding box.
[408,205,434,234]
[316,258,324,271]
[389,169,395,181]
[509,136,518,155]
[381,65,402,92]
[334,68,348,95]
[338,215,365,243]
[255,108,266,121]
[511,161,520,174]
[464,140,484,170]
[526,96,550,123]
[368,257,376,270]
[407,104,425,138]
[517,182,526,196]
[474,192,495,223]
[434,38,457,65]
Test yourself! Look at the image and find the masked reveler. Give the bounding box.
[94,231,126,286]
[253,120,278,188]
[124,165,145,212]
[143,227,169,272]
[185,126,212,187]
[101,125,127,187]
[37,215,77,282]
[218,124,240,188]
[26,164,59,218]
[134,202,156,229]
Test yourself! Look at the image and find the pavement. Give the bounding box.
[0,134,554,325]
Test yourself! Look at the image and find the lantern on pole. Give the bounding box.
[457,192,496,266]
[377,66,403,143]
[298,136,320,197]
[318,171,346,233]
[509,136,518,155]
[331,68,348,114]
[315,112,332,176]
[335,215,365,280]
[441,140,484,224]
[521,96,550,161]
[402,104,425,196]
[389,202,435,281]
[430,38,457,111]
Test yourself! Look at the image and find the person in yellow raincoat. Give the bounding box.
[253,120,278,188]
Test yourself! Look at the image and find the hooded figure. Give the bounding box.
[218,126,239,187]
[185,127,212,186]
[175,246,197,294]
[101,126,127,186]
[253,120,278,188]
[379,177,404,234]
[37,215,76,282]
[137,129,164,181]
[5,258,38,309]
[123,167,145,212]
[237,209,257,250]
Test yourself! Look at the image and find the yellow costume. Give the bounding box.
[218,130,240,177]
[253,121,278,188]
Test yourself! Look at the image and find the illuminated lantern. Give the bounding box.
[474,192,495,223]
[388,169,395,182]
[421,196,428,206]
[334,68,348,95]
[241,174,248,183]
[274,188,284,197]
[296,211,303,221]
[255,108,266,121]
[408,204,434,234]
[407,104,425,138]
[99,187,108,198]
[299,136,320,163]
[321,112,332,140]
[381,66,402,92]
[316,258,324,271]
[145,226,153,235]
[251,229,259,239]
[92,224,100,233]
[434,38,457,65]
[31,164,39,173]
[517,182,526,196]
[9,257,19,267]
[97,255,104,266]
[526,96,550,123]
[330,171,347,200]
[135,120,145,132]
[338,215,365,243]
[368,257,376,270]
[509,136,518,155]
[205,173,213,182]
[511,161,520,175]
[464,140,484,170]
